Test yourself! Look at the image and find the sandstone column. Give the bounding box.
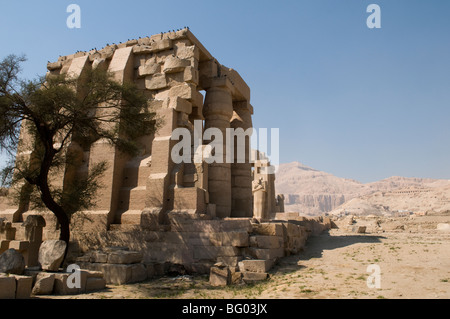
[252,178,267,219]
[61,55,91,195]
[230,101,253,217]
[145,107,178,213]
[22,215,46,267]
[203,86,233,218]
[253,152,276,218]
[88,47,134,226]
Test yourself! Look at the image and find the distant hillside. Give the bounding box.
[275,162,450,216]
[328,185,450,216]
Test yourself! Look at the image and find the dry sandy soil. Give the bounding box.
[44,215,450,300]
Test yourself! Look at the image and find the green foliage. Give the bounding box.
[0,53,156,224]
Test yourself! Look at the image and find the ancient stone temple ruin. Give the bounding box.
[0,29,330,293]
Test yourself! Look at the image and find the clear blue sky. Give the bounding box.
[1,0,449,183]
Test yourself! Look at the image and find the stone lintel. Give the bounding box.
[201,72,250,103]
[201,76,234,93]
[220,67,251,102]
[233,100,253,114]
[184,30,213,62]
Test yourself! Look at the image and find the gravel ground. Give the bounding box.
[42,215,450,299]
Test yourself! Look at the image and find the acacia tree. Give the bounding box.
[0,54,156,246]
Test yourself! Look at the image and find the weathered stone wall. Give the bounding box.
[0,29,325,287]
[69,214,331,278]
[0,215,108,298]
[2,28,255,231]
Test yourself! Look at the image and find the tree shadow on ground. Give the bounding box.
[270,231,386,275]
[299,231,386,260]
[80,232,388,299]
[117,274,272,299]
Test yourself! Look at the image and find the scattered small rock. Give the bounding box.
[437,223,450,232]
[31,273,55,295]
[356,226,367,234]
[210,265,231,287]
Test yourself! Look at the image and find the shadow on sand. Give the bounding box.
[271,231,386,275]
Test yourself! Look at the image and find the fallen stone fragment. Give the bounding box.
[0,249,25,275]
[38,240,67,271]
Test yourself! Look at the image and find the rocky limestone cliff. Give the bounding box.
[275,162,450,216]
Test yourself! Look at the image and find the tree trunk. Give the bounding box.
[36,144,71,251]
[39,181,71,245]
[55,206,71,244]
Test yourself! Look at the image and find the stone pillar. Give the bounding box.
[8,120,35,222]
[62,141,85,199]
[230,101,253,217]
[203,86,233,218]
[253,152,276,218]
[265,167,276,215]
[145,108,178,215]
[0,219,15,241]
[53,55,90,192]
[276,194,285,212]
[88,47,134,226]
[252,178,268,219]
[22,215,46,267]
[60,56,91,197]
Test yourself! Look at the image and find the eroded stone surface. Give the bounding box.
[0,249,25,275]
[38,240,66,271]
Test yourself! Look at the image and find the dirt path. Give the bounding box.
[263,228,450,299]
[45,216,450,299]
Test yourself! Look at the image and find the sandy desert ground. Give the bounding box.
[43,214,450,300]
